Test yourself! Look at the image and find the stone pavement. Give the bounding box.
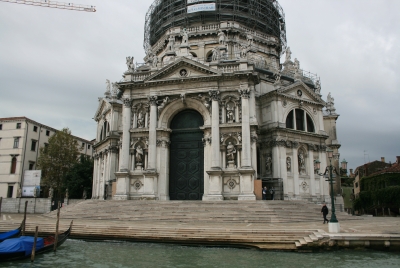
[1,200,399,251]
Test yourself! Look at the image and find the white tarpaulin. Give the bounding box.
[187,0,215,4]
[187,3,216,13]
[22,186,40,197]
[23,170,41,187]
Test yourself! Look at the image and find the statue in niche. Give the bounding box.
[211,47,219,61]
[226,142,237,168]
[218,29,226,46]
[180,28,188,45]
[285,47,292,62]
[135,145,144,166]
[137,111,145,128]
[126,56,135,72]
[266,155,272,174]
[226,104,235,123]
[286,157,291,172]
[240,45,248,58]
[298,152,306,174]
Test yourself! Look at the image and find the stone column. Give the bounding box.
[249,85,257,123]
[132,108,137,129]
[158,140,170,200]
[238,86,255,200]
[239,87,251,168]
[119,98,131,171]
[293,147,300,196]
[309,146,316,196]
[148,96,158,170]
[204,90,223,201]
[92,155,99,198]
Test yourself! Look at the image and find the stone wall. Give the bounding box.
[0,198,51,214]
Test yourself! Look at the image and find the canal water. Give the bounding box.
[2,239,400,268]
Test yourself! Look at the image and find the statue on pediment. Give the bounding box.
[126,56,135,72]
[285,47,292,62]
[180,28,188,45]
[167,35,175,51]
[218,29,226,46]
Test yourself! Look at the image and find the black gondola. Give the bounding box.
[0,221,72,262]
[0,221,23,243]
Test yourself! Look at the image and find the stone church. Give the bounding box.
[92,0,341,202]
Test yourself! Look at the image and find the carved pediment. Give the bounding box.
[144,58,221,82]
[94,98,114,122]
[279,81,324,105]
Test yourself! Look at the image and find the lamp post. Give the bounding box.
[314,148,340,232]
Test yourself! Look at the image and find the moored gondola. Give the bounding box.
[0,221,72,262]
[0,221,23,243]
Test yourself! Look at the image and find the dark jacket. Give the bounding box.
[321,205,329,215]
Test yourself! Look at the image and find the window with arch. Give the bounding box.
[286,109,315,133]
[10,157,17,174]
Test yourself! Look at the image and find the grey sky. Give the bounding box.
[0,0,399,170]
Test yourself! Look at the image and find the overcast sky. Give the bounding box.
[0,0,399,170]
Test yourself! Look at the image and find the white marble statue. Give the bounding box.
[211,47,219,61]
[266,156,272,174]
[126,56,135,72]
[226,142,236,162]
[135,145,143,163]
[218,29,226,46]
[246,32,253,46]
[327,92,334,104]
[226,104,235,123]
[294,58,300,72]
[298,152,305,173]
[286,157,291,171]
[111,82,119,97]
[240,45,248,58]
[315,79,321,94]
[105,79,111,94]
[180,28,188,45]
[167,35,175,51]
[152,54,158,68]
[137,111,145,128]
[285,47,292,62]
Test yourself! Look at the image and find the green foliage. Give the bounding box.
[353,186,400,211]
[64,155,93,199]
[37,128,79,195]
[361,173,400,191]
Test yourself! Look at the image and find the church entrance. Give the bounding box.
[169,110,204,200]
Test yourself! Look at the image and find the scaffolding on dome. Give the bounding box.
[144,0,286,53]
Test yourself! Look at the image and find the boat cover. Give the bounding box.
[0,228,20,242]
[0,236,44,256]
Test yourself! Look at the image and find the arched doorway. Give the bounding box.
[169,110,204,200]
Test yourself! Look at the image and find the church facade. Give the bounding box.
[92,0,341,202]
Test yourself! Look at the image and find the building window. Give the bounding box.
[88,144,91,149]
[33,126,38,132]
[285,109,315,133]
[29,162,35,170]
[82,142,85,148]
[31,140,37,151]
[16,123,21,129]
[7,186,14,198]
[10,157,17,174]
[0,124,2,130]
[46,130,50,136]
[13,137,20,148]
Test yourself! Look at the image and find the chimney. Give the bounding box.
[350,168,353,175]
[381,157,385,163]
[397,156,400,164]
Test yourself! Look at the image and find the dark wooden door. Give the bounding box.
[169,110,204,200]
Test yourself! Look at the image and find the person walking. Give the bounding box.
[321,203,329,224]
[262,186,268,200]
[269,187,275,200]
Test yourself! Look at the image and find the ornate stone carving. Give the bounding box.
[133,180,143,191]
[135,145,144,169]
[157,97,170,115]
[156,139,170,148]
[122,98,131,107]
[238,87,250,99]
[226,103,235,123]
[218,29,226,46]
[251,135,258,144]
[211,47,219,61]
[240,44,248,58]
[167,35,175,51]
[300,181,309,192]
[105,79,111,96]
[226,178,237,190]
[220,132,242,144]
[111,82,120,98]
[209,90,220,101]
[152,54,158,68]
[148,96,158,106]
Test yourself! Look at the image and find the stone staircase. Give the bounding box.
[0,200,360,251]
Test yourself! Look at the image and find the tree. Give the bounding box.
[64,155,93,199]
[37,128,79,197]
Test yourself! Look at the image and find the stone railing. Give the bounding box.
[218,64,240,73]
[131,73,151,82]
